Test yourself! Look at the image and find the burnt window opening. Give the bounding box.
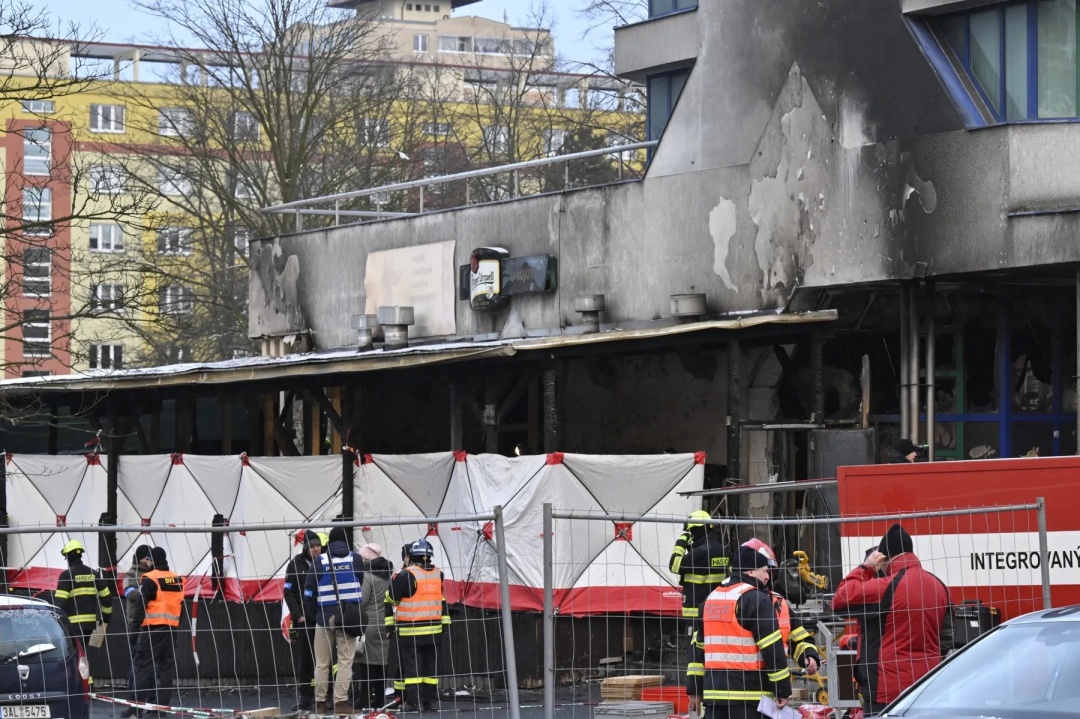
[1011,322,1053,413]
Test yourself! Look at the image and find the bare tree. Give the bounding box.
[0,3,157,376]
[114,0,431,364]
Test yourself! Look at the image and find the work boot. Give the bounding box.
[333,702,355,716]
[120,708,137,718]
[316,701,328,715]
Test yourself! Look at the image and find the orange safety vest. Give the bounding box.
[395,566,445,637]
[142,569,185,628]
[703,582,792,671]
[773,592,792,654]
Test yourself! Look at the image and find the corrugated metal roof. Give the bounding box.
[0,311,837,395]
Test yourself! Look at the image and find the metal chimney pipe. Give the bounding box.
[350,314,379,351]
[671,293,707,322]
[377,306,415,349]
[573,294,606,333]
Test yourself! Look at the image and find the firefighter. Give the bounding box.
[54,539,113,655]
[385,539,450,711]
[284,530,323,711]
[678,513,730,698]
[687,543,796,719]
[132,547,185,714]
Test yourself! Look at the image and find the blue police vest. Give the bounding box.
[314,553,361,606]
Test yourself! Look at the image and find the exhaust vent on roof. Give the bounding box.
[377,306,415,349]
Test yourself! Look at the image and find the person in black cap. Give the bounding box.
[888,439,919,464]
[687,544,793,719]
[120,545,154,716]
[832,524,952,714]
[284,530,323,710]
[132,547,184,715]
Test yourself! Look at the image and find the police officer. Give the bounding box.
[120,545,154,717]
[687,543,806,719]
[54,540,113,651]
[284,530,322,711]
[132,547,185,714]
[385,539,449,711]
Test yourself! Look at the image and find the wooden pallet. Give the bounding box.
[600,675,664,702]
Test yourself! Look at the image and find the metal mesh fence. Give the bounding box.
[543,500,1048,717]
[0,513,520,719]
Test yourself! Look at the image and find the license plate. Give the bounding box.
[2,707,51,719]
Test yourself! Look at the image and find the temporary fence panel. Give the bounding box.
[0,513,520,719]
[839,457,1078,618]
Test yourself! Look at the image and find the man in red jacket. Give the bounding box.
[832,524,951,715]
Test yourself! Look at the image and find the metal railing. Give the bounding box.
[260,140,657,231]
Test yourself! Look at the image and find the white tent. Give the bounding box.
[6,452,703,615]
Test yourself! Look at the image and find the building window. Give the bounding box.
[406,2,413,9]
[159,285,194,314]
[361,118,390,147]
[647,68,690,142]
[22,370,51,378]
[23,127,50,176]
[439,36,471,53]
[158,227,194,255]
[89,344,124,370]
[233,226,252,258]
[482,125,511,154]
[22,309,50,357]
[434,4,440,11]
[475,37,505,55]
[22,99,55,114]
[229,111,260,141]
[414,33,429,52]
[89,164,125,195]
[89,223,125,252]
[648,0,697,19]
[425,4,431,11]
[158,107,193,137]
[159,167,192,196]
[232,172,255,200]
[940,0,1080,121]
[424,121,451,136]
[21,247,51,297]
[89,104,125,132]
[23,186,51,228]
[91,283,126,313]
[543,129,567,157]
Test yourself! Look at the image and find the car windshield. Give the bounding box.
[887,620,1080,718]
[0,609,72,664]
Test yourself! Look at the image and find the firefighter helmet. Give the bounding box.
[741,538,778,568]
[686,509,712,529]
[409,539,434,558]
[61,539,86,557]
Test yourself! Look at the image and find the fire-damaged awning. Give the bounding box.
[0,310,837,396]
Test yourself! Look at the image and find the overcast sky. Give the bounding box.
[44,0,614,69]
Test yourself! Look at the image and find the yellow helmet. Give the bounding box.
[686,510,712,528]
[317,532,329,546]
[61,539,86,557]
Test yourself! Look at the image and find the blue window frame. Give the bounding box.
[647,68,690,144]
[649,0,697,20]
[940,0,1080,121]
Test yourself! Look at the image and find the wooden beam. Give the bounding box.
[262,393,276,457]
[527,377,540,454]
[176,398,193,453]
[309,396,321,456]
[329,387,343,454]
[449,382,463,451]
[305,388,346,437]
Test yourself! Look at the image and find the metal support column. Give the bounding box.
[342,448,355,546]
[1038,497,1051,609]
[542,368,558,454]
[484,378,499,454]
[0,452,6,594]
[909,283,921,443]
[900,285,910,439]
[810,329,825,424]
[542,503,555,719]
[495,505,522,719]
[727,339,742,482]
[926,282,936,461]
[100,443,119,572]
[1076,269,1079,455]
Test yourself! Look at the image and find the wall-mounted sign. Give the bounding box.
[459,249,558,311]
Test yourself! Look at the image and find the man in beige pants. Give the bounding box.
[304,527,364,714]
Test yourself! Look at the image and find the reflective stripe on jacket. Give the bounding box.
[55,564,112,627]
[142,570,184,627]
[395,565,447,637]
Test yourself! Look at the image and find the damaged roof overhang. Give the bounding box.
[0,310,837,398]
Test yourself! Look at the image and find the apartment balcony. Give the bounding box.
[613,8,699,84]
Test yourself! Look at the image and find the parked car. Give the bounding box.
[0,596,90,719]
[879,604,1080,717]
